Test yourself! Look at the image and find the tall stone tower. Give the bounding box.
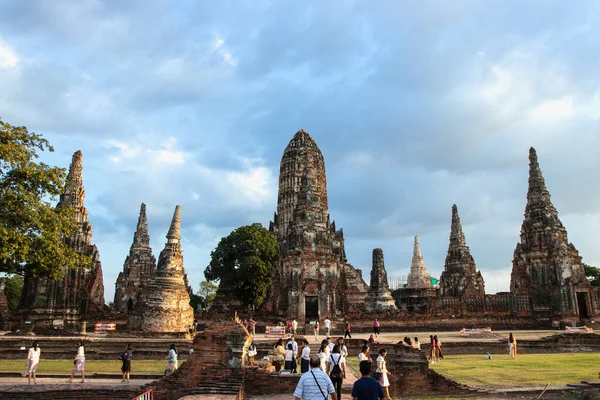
[407,236,432,288]
[510,148,597,320]
[439,205,485,298]
[114,203,157,313]
[267,130,368,321]
[130,206,194,333]
[19,151,105,328]
[365,249,397,312]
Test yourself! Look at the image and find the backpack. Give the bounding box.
[119,352,125,361]
[330,355,342,379]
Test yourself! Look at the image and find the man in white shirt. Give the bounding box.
[293,355,338,400]
[324,318,331,336]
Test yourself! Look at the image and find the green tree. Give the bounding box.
[0,118,90,278]
[584,263,600,287]
[205,223,279,309]
[197,280,218,309]
[2,275,24,312]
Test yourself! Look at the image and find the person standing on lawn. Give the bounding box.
[352,360,385,400]
[165,344,178,375]
[69,340,86,383]
[509,333,517,359]
[26,341,41,385]
[120,343,133,383]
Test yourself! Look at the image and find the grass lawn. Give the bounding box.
[429,353,600,389]
[0,360,170,374]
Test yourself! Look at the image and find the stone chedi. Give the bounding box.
[510,148,598,319]
[130,205,194,333]
[407,235,432,288]
[439,205,485,298]
[365,249,398,312]
[267,130,369,321]
[113,203,157,313]
[19,151,105,327]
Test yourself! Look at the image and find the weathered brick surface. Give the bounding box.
[18,151,106,331]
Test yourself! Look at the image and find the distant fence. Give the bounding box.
[132,389,153,400]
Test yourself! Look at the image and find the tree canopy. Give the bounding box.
[584,263,600,287]
[0,118,90,278]
[205,223,279,309]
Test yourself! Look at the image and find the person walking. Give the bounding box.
[324,317,331,336]
[376,348,392,400]
[352,360,385,400]
[344,321,352,339]
[313,320,320,341]
[428,335,435,363]
[165,344,178,375]
[434,335,443,362]
[293,355,338,400]
[69,340,86,383]
[300,339,311,373]
[120,343,133,383]
[317,341,329,371]
[292,319,298,336]
[337,338,348,358]
[249,318,256,336]
[373,319,380,338]
[326,345,346,400]
[358,345,371,363]
[508,333,517,359]
[26,341,41,385]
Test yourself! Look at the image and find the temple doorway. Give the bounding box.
[576,292,590,319]
[305,296,319,323]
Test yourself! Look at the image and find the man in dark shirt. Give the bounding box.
[352,360,385,400]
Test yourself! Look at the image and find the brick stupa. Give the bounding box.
[19,151,105,329]
[365,248,397,312]
[439,205,485,298]
[114,203,157,313]
[264,130,369,321]
[510,148,596,319]
[130,205,194,333]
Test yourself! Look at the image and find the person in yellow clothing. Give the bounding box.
[508,333,517,359]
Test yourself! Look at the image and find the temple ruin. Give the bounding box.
[510,148,598,321]
[18,150,105,329]
[407,235,432,288]
[265,129,369,322]
[439,204,486,299]
[113,203,157,313]
[129,205,194,333]
[365,248,397,312]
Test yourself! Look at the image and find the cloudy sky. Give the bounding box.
[1,0,599,301]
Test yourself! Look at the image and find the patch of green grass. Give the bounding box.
[0,360,171,374]
[429,353,600,389]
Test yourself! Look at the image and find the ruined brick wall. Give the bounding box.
[144,320,249,400]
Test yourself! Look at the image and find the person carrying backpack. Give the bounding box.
[326,344,346,400]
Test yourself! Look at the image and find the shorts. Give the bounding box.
[121,360,131,373]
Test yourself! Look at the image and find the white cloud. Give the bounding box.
[530,97,574,121]
[0,38,19,68]
[212,35,237,66]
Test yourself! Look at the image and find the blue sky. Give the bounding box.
[1,0,599,301]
